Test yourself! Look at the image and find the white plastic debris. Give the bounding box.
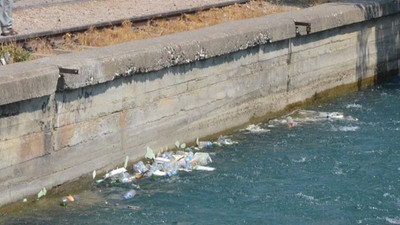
[326,112,344,119]
[175,141,180,149]
[193,152,212,166]
[152,170,167,177]
[194,165,215,171]
[37,187,47,199]
[244,124,270,133]
[198,141,213,149]
[104,167,127,179]
[124,156,129,169]
[155,157,170,163]
[217,136,238,146]
[145,147,155,160]
[92,170,96,179]
[0,56,6,65]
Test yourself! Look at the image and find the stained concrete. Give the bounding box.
[0,0,399,206]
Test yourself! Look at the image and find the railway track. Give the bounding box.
[0,0,251,49]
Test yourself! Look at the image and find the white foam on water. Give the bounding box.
[333,166,344,175]
[383,192,396,199]
[346,103,363,109]
[292,157,306,163]
[296,192,316,201]
[284,110,357,126]
[386,217,400,224]
[338,126,360,132]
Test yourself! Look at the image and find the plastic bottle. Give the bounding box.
[198,141,213,149]
[133,161,147,174]
[123,190,136,200]
[184,152,195,169]
[146,162,161,178]
[120,172,135,183]
[164,159,178,177]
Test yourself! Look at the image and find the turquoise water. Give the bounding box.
[3,76,400,225]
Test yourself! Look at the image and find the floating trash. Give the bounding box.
[122,190,136,200]
[194,165,215,171]
[62,195,75,203]
[287,116,294,127]
[60,194,76,207]
[37,187,47,199]
[216,136,238,146]
[145,147,155,160]
[93,137,237,206]
[104,168,127,179]
[120,172,135,183]
[124,156,129,169]
[244,124,270,133]
[269,110,358,127]
[193,152,212,166]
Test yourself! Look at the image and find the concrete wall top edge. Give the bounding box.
[0,60,59,105]
[1,0,399,104]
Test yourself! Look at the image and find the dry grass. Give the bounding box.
[27,38,54,54]
[0,43,31,63]
[56,1,295,50]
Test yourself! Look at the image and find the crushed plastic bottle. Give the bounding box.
[164,159,179,177]
[193,152,212,166]
[123,190,136,200]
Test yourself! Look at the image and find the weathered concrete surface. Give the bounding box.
[0,0,400,206]
[0,62,58,105]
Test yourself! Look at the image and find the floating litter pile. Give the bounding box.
[92,136,238,201]
[267,110,358,127]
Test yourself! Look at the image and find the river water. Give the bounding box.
[3,76,400,225]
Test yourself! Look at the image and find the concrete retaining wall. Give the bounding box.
[0,0,399,206]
